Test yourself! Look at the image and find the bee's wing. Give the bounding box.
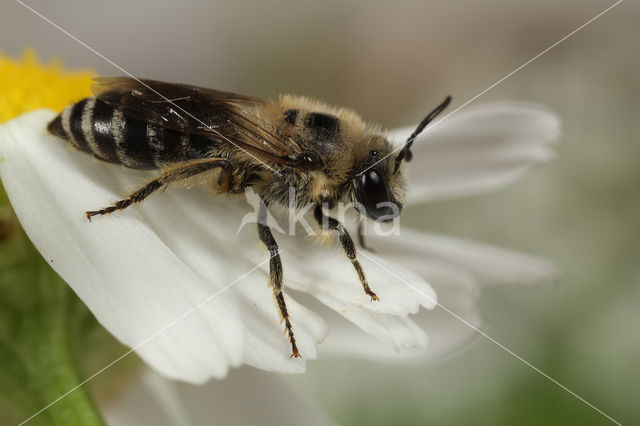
[92,77,307,168]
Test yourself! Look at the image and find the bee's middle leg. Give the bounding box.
[257,203,300,358]
[314,205,379,302]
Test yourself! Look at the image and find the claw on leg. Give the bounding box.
[290,343,301,359]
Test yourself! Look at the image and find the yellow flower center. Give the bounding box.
[0,49,95,123]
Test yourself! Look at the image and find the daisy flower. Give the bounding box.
[0,51,560,384]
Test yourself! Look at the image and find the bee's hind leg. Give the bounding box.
[86,158,231,221]
[257,202,301,358]
[314,205,379,302]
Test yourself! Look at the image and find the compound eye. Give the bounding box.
[357,169,398,221]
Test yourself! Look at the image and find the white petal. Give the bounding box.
[399,262,484,361]
[316,250,481,362]
[388,102,561,204]
[102,367,335,426]
[319,227,555,362]
[282,240,437,315]
[300,292,430,359]
[0,110,243,383]
[372,227,558,287]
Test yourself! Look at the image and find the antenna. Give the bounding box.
[394,95,451,173]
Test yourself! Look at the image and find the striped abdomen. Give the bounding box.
[48,97,218,169]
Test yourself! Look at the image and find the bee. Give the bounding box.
[48,77,450,358]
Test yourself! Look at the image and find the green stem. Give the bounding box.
[0,235,105,426]
[20,274,104,426]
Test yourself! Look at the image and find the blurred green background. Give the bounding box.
[1,0,638,424]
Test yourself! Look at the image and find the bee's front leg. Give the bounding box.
[257,202,301,358]
[314,205,379,302]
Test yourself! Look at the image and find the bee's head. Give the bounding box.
[353,96,451,222]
